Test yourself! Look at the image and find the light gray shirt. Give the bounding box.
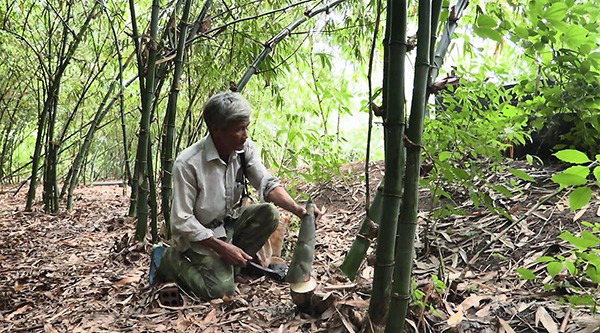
[170,134,281,253]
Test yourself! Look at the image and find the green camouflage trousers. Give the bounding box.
[156,203,279,300]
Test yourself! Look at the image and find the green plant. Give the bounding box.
[517,149,600,311]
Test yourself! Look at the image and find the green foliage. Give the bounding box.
[474,0,600,157]
[509,168,535,182]
[423,79,530,220]
[521,223,600,311]
[516,148,599,311]
[549,149,598,210]
[412,276,445,317]
[554,150,592,164]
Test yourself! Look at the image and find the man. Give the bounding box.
[156,91,321,300]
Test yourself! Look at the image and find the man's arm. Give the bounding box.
[201,236,253,266]
[266,186,322,221]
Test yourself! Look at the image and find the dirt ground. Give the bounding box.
[1,160,599,332]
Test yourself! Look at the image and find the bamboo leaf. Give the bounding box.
[476,14,497,29]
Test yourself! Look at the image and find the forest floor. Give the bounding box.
[1,160,599,333]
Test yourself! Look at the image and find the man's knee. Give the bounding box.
[256,203,280,230]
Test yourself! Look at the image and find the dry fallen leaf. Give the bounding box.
[447,310,464,327]
[114,275,141,288]
[459,295,485,310]
[475,304,491,317]
[498,317,516,333]
[44,323,59,333]
[536,306,559,333]
[5,303,32,320]
[573,206,587,222]
[201,308,218,324]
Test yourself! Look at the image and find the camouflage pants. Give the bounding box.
[156,203,279,300]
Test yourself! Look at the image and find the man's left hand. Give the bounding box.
[294,203,322,225]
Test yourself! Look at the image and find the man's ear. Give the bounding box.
[208,124,221,135]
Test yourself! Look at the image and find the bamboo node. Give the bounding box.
[391,292,411,300]
[381,191,402,198]
[376,261,395,267]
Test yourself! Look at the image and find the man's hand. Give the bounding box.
[293,203,322,224]
[266,187,323,225]
[202,237,252,266]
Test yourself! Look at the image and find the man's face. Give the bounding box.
[213,119,250,155]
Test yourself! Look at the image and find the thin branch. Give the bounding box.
[365,0,383,211]
[236,0,348,92]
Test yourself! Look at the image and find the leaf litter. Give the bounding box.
[1,160,599,332]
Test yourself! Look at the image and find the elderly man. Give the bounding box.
[156,91,320,300]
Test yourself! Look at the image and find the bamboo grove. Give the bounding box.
[3,0,599,331]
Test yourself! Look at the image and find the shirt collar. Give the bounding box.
[204,134,221,162]
[204,134,243,163]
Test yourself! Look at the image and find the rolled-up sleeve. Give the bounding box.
[244,141,281,201]
[171,159,214,244]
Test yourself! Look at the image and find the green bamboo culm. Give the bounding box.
[385,0,436,331]
[134,0,160,241]
[160,0,194,241]
[64,78,118,210]
[148,141,159,243]
[367,0,408,327]
[127,0,144,218]
[340,181,383,280]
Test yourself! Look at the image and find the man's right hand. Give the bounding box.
[202,236,252,267]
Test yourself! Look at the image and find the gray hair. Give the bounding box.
[203,92,252,129]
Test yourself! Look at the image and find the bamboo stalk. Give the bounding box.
[134,0,161,240]
[428,0,469,85]
[340,181,383,280]
[101,2,134,187]
[148,141,158,243]
[367,0,408,326]
[160,0,195,241]
[127,0,144,218]
[386,0,435,331]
